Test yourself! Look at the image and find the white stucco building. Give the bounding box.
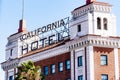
[1,0,120,80]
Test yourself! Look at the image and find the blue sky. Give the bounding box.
[0,0,120,80]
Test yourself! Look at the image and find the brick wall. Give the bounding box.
[94,47,115,80]
[35,52,71,80]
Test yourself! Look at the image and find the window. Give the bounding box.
[101,55,108,65]
[97,17,101,29]
[9,76,13,80]
[10,49,13,56]
[103,18,108,30]
[66,78,71,80]
[66,60,70,70]
[78,75,83,80]
[101,74,108,80]
[78,56,83,67]
[77,24,81,32]
[51,64,55,74]
[44,66,49,76]
[58,62,63,72]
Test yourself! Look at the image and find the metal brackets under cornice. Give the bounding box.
[1,59,19,71]
[66,35,120,51]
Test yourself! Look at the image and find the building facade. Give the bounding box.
[1,0,120,80]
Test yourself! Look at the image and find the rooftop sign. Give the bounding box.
[20,17,70,54]
[20,17,69,41]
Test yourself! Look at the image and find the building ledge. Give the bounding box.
[67,34,120,51]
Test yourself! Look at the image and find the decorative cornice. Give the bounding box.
[72,2,111,19]
[1,59,19,71]
[66,34,120,51]
[2,34,120,71]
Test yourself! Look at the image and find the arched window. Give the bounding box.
[97,17,101,29]
[103,18,108,30]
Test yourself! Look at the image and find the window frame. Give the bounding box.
[101,74,108,80]
[66,78,71,80]
[9,75,13,80]
[78,75,83,80]
[78,56,83,67]
[51,64,55,74]
[100,55,108,66]
[10,49,13,56]
[65,59,70,70]
[44,66,49,76]
[103,18,108,30]
[58,62,63,72]
[77,24,81,32]
[97,17,101,29]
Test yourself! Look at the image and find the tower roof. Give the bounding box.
[73,1,112,11]
[86,0,96,4]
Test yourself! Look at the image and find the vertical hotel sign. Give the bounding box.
[19,17,69,54]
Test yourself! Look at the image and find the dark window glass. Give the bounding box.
[77,24,81,32]
[9,76,13,80]
[101,74,108,80]
[58,62,63,72]
[10,49,13,56]
[78,56,83,67]
[66,60,70,70]
[51,64,55,74]
[44,66,48,76]
[78,75,83,80]
[101,55,108,65]
[66,78,71,80]
[97,17,101,29]
[103,18,108,30]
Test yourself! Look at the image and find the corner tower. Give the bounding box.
[70,0,116,39]
[2,19,28,80]
[1,0,28,79]
[69,0,119,80]
[5,20,27,60]
[1,0,120,80]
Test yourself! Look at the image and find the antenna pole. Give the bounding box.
[22,0,24,19]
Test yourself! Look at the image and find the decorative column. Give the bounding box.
[86,46,94,80]
[114,48,119,80]
[71,50,75,80]
[5,71,8,80]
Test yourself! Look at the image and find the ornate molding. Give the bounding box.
[1,59,19,71]
[67,35,120,51]
[2,35,120,71]
[72,2,111,19]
